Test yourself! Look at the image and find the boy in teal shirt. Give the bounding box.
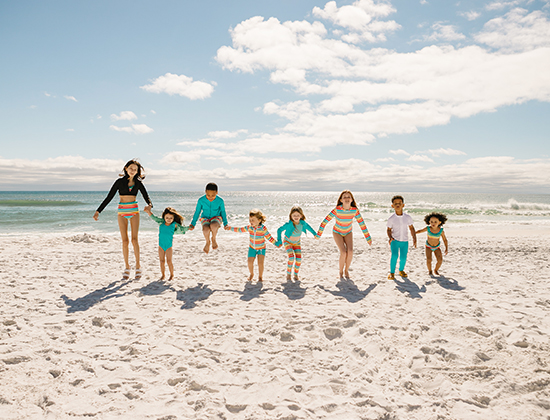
[189,183,228,253]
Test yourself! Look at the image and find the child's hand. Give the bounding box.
[93,211,99,221]
[224,226,231,231]
[189,225,195,231]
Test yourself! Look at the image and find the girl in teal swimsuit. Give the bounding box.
[416,213,448,276]
[145,206,188,280]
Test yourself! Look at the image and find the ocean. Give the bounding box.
[1,191,549,237]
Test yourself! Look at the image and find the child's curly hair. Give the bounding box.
[162,207,184,225]
[249,209,266,224]
[424,212,447,226]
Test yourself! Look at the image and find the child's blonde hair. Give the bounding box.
[249,209,266,224]
[289,205,306,221]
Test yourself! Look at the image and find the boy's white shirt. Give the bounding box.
[387,213,414,242]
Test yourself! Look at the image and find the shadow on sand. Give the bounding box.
[318,278,377,303]
[394,276,427,299]
[139,280,176,296]
[61,278,134,313]
[275,278,307,300]
[224,281,270,302]
[433,275,465,291]
[176,283,215,309]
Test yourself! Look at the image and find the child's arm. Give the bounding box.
[355,210,372,245]
[415,227,427,234]
[276,223,286,247]
[387,227,393,244]
[263,227,280,247]
[441,230,449,255]
[226,226,248,233]
[304,221,320,239]
[149,213,164,225]
[409,224,417,248]
[317,209,336,237]
[220,199,228,227]
[189,200,203,230]
[174,223,189,235]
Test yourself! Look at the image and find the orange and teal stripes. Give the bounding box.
[117,201,139,219]
[317,206,372,244]
[229,224,277,250]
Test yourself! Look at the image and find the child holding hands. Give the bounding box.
[145,205,188,280]
[188,183,227,254]
[387,195,417,280]
[225,209,280,282]
[276,206,319,281]
[416,212,448,276]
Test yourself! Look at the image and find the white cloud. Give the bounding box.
[64,95,78,102]
[65,129,75,132]
[475,8,550,52]
[110,111,138,121]
[389,149,410,156]
[407,154,434,163]
[425,23,466,42]
[140,73,215,100]
[485,1,533,11]
[161,151,202,165]
[312,0,400,43]
[207,129,248,139]
[426,148,467,157]
[44,92,52,97]
[109,124,154,135]
[214,6,550,154]
[459,11,482,21]
[151,110,156,114]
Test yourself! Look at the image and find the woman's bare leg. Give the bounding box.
[118,216,130,270]
[129,213,140,269]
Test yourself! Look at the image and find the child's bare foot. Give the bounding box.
[286,274,291,281]
[388,273,396,280]
[344,271,350,279]
[293,275,299,281]
[212,237,218,250]
[203,241,210,253]
[399,270,408,278]
[248,274,254,282]
[434,269,440,276]
[428,271,433,276]
[258,277,263,282]
[168,274,174,281]
[159,275,165,280]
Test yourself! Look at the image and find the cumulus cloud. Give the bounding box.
[459,11,482,21]
[140,73,215,100]
[109,124,154,134]
[407,154,434,163]
[475,8,550,52]
[426,148,467,157]
[111,111,138,121]
[214,3,550,154]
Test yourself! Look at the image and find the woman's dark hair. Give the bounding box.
[162,207,184,225]
[424,212,447,226]
[121,159,145,180]
[205,182,218,192]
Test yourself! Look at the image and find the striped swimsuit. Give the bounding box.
[229,224,277,257]
[426,226,443,251]
[317,206,372,244]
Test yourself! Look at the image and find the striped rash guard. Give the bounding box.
[229,224,277,250]
[317,206,372,244]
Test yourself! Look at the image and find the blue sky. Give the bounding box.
[1,0,549,192]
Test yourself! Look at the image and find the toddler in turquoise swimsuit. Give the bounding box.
[416,212,448,276]
[145,206,188,280]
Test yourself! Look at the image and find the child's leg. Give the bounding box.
[247,257,255,281]
[158,246,166,279]
[398,241,409,272]
[343,233,354,277]
[257,254,265,281]
[165,247,174,280]
[390,240,399,273]
[285,243,295,279]
[118,216,131,270]
[434,248,443,274]
[333,232,346,277]
[202,224,211,253]
[425,247,433,273]
[210,222,220,249]
[293,244,302,279]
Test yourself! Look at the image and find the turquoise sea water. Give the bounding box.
[0,191,549,236]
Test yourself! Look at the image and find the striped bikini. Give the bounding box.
[317,206,372,244]
[425,226,444,251]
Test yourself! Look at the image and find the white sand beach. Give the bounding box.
[1,228,549,419]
